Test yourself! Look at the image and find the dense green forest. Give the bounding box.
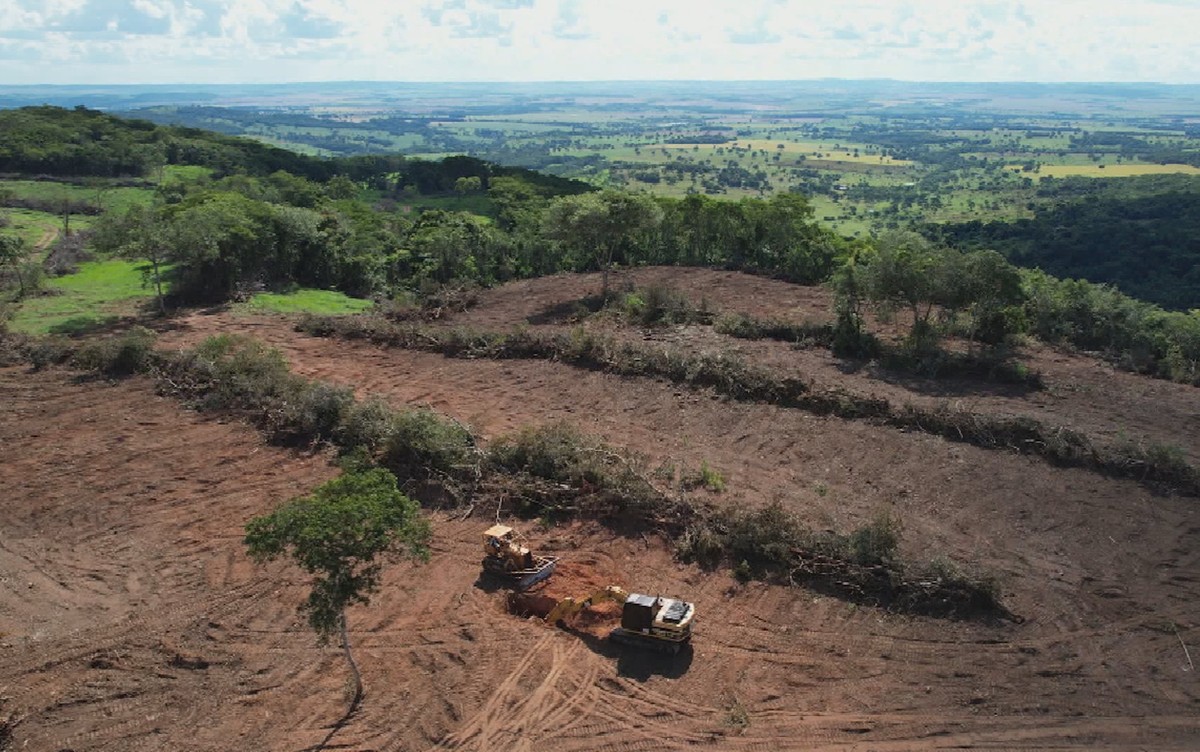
[2,106,1198,386]
[927,176,1200,310]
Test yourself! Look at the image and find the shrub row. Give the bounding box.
[27,326,1009,619]
[676,503,1005,620]
[715,311,1043,387]
[297,313,871,414]
[714,312,835,347]
[297,313,1199,496]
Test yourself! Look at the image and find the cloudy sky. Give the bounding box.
[1,0,1198,85]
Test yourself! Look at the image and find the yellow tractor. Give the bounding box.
[481,524,558,590]
[542,585,695,655]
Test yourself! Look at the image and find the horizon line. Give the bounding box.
[3,78,1199,89]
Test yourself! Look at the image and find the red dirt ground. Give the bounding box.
[4,268,1200,750]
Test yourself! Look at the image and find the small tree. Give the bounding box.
[244,465,430,726]
[0,236,26,297]
[91,205,170,312]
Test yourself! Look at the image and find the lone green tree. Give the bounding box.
[244,465,430,721]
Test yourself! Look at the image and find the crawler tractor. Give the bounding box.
[481,524,558,590]
[541,585,695,655]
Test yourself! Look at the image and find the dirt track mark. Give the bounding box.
[33,225,59,251]
[436,630,560,750]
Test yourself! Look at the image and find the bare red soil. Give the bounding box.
[4,268,1200,750]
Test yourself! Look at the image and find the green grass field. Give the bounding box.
[160,165,212,182]
[9,259,155,335]
[1035,163,1200,178]
[1,209,65,252]
[241,289,374,315]
[0,178,154,213]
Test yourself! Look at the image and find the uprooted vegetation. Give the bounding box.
[295,313,1200,496]
[581,282,717,328]
[714,311,1043,387]
[7,326,1009,620]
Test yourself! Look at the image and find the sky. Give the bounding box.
[1,0,1199,85]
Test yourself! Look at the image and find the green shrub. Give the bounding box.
[682,461,726,492]
[382,408,476,481]
[488,421,676,523]
[25,336,73,370]
[279,382,354,443]
[674,523,725,568]
[716,312,835,348]
[337,396,400,454]
[185,335,303,412]
[489,422,593,482]
[70,326,157,376]
[849,512,900,566]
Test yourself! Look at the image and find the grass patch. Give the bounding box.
[159,165,212,183]
[0,178,154,214]
[0,209,70,251]
[242,289,374,316]
[9,259,155,335]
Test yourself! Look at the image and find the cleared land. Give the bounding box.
[4,269,1200,750]
[1034,164,1200,178]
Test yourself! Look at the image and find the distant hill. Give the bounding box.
[0,105,591,197]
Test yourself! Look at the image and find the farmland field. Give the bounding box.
[1031,163,1200,178]
[69,80,1194,238]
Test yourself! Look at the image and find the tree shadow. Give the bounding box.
[861,364,1041,399]
[47,314,124,337]
[526,295,606,325]
[833,350,1043,399]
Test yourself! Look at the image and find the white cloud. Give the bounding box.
[130,0,169,20]
[0,0,1198,83]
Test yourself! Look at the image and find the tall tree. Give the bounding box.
[91,204,170,312]
[543,190,662,299]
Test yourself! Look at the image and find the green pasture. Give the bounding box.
[0,178,154,213]
[160,165,212,183]
[0,209,69,252]
[241,288,374,315]
[9,259,155,335]
[1036,163,1200,178]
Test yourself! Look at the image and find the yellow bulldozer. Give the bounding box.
[538,585,695,655]
[481,524,559,590]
